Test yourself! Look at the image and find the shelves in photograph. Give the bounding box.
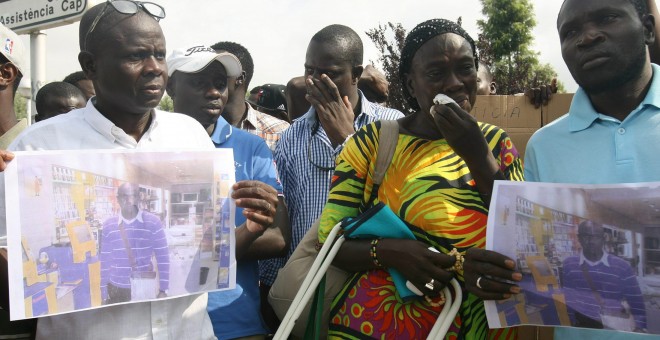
[515,211,541,220]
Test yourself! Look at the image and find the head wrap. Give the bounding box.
[399,19,478,111]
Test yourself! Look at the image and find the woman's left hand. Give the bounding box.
[429,102,489,163]
[464,248,522,300]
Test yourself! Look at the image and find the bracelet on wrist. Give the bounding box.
[446,248,464,273]
[370,238,384,268]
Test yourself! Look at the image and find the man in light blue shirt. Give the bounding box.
[525,0,658,338]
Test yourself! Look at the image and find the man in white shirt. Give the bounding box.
[1,2,217,339]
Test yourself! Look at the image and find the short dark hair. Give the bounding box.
[560,0,648,19]
[79,3,156,54]
[310,24,363,67]
[577,220,604,237]
[35,82,85,121]
[628,0,648,18]
[63,71,88,85]
[79,3,111,53]
[0,53,22,94]
[478,61,493,80]
[211,41,254,87]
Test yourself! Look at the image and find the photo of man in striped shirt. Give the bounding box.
[562,220,646,332]
[100,183,169,304]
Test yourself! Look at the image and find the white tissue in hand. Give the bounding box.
[433,94,457,106]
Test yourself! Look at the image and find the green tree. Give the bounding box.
[14,95,27,120]
[158,94,173,112]
[365,22,412,114]
[477,0,563,94]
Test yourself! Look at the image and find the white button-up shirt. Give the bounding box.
[9,101,213,151]
[6,101,217,340]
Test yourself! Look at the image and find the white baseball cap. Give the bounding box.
[167,45,242,77]
[0,24,26,75]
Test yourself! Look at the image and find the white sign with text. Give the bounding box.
[0,0,100,34]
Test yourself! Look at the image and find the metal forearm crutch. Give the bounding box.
[274,222,344,340]
[274,222,463,340]
[427,278,463,339]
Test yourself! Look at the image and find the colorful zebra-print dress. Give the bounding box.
[318,121,524,339]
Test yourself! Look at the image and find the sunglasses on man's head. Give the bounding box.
[84,0,166,52]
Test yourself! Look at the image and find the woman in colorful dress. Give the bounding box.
[317,19,524,339]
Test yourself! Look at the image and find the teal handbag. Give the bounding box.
[341,201,417,300]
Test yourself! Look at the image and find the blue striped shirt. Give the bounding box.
[261,91,403,285]
[100,210,169,300]
[562,253,646,329]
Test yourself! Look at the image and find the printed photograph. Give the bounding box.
[485,181,660,335]
[5,149,236,320]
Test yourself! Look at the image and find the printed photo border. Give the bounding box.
[485,181,660,335]
[5,149,237,320]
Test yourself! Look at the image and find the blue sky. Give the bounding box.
[17,0,577,92]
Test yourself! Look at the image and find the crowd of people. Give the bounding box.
[0,0,659,339]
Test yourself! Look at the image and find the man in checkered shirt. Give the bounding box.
[211,41,290,153]
[261,24,404,319]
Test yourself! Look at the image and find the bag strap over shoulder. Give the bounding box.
[580,263,608,313]
[118,221,138,271]
[372,120,399,185]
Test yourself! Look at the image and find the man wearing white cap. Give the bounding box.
[167,46,242,133]
[167,46,290,340]
[0,23,27,149]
